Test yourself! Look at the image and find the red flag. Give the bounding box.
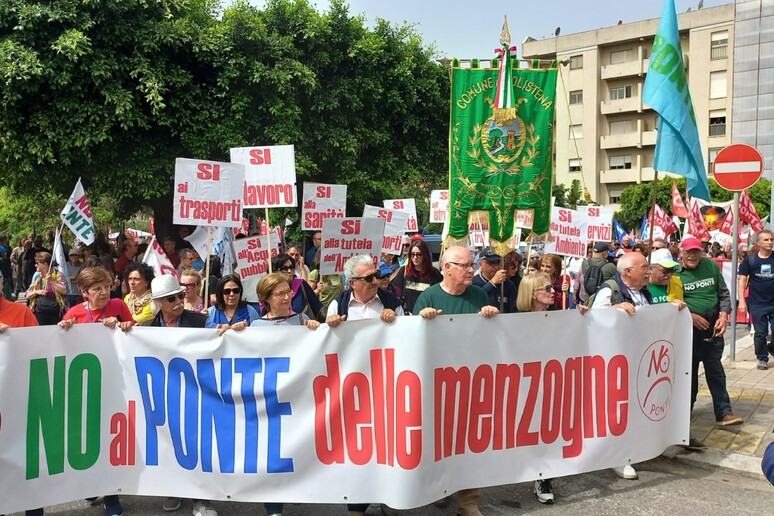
[143,238,179,278]
[739,190,764,232]
[717,207,734,236]
[651,203,679,235]
[686,200,711,240]
[671,181,688,218]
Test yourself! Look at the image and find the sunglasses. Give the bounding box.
[223,288,242,295]
[180,282,198,289]
[541,285,555,292]
[278,265,294,273]
[409,252,423,257]
[351,271,381,283]
[165,293,185,303]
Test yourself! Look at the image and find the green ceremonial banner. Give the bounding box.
[449,60,557,250]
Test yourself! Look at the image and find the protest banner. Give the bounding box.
[232,233,282,302]
[173,158,245,227]
[0,305,690,514]
[60,178,96,245]
[230,145,296,209]
[429,190,449,224]
[363,205,410,255]
[739,189,764,232]
[545,207,588,258]
[582,206,613,242]
[302,183,347,230]
[320,217,384,275]
[383,199,418,233]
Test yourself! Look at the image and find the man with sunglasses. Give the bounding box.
[648,248,686,308]
[414,246,498,516]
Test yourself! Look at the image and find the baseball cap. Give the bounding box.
[681,236,703,251]
[593,241,611,253]
[650,248,679,269]
[68,248,82,256]
[411,233,424,241]
[480,247,502,262]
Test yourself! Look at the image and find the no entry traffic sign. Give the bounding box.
[713,144,764,191]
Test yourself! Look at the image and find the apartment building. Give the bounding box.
[522,4,736,206]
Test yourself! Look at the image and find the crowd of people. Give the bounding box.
[1,225,772,516]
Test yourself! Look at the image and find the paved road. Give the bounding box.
[14,455,774,516]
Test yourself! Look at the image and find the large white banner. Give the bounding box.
[383,199,418,233]
[320,217,384,275]
[232,234,282,302]
[174,158,245,227]
[545,207,588,258]
[429,190,449,224]
[363,204,409,255]
[230,145,297,208]
[302,182,347,230]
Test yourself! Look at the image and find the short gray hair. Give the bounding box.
[617,252,637,275]
[344,255,376,280]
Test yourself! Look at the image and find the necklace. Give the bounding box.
[626,286,646,306]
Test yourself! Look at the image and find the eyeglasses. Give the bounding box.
[351,271,381,283]
[180,282,198,289]
[448,261,475,269]
[278,265,294,273]
[656,266,674,275]
[223,288,242,295]
[402,244,410,248]
[540,285,555,292]
[272,289,292,298]
[409,252,423,257]
[88,285,112,294]
[165,293,185,303]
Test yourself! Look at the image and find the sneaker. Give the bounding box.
[534,479,554,504]
[104,502,124,516]
[717,414,744,426]
[163,497,182,512]
[612,464,638,480]
[192,500,217,516]
[758,360,768,370]
[684,437,707,451]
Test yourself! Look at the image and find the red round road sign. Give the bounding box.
[712,144,765,191]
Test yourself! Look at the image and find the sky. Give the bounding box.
[291,0,734,59]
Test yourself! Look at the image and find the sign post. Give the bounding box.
[713,143,765,360]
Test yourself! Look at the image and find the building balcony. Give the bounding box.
[641,130,657,146]
[600,58,649,80]
[600,168,640,183]
[600,132,640,149]
[600,96,641,115]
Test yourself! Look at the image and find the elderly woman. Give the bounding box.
[180,269,206,313]
[253,273,320,329]
[205,275,259,333]
[26,252,67,325]
[390,239,442,314]
[539,253,571,310]
[267,253,323,320]
[123,262,155,324]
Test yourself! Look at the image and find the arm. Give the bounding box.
[737,274,749,312]
[325,300,346,327]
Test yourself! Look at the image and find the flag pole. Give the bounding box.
[204,227,212,309]
[265,208,273,273]
[647,171,659,265]
[729,191,740,361]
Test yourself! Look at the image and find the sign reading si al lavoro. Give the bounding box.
[230,145,297,208]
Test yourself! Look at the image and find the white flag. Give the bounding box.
[142,238,178,279]
[52,227,71,294]
[185,226,238,276]
[59,178,96,245]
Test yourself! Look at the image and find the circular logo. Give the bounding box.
[481,116,526,163]
[636,340,675,422]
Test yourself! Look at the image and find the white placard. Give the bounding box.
[582,206,614,242]
[230,145,297,208]
[515,209,534,229]
[320,217,384,275]
[545,207,588,258]
[173,158,245,227]
[363,204,410,255]
[383,198,418,232]
[429,190,449,224]
[302,182,347,230]
[232,234,282,302]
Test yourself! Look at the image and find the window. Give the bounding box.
[609,155,632,170]
[710,71,727,99]
[610,49,633,64]
[569,124,583,139]
[709,110,726,136]
[611,85,633,100]
[569,90,583,104]
[569,158,582,172]
[711,31,728,60]
[610,120,631,135]
[609,195,621,204]
[708,148,722,171]
[569,55,583,69]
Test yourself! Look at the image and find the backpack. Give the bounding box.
[584,279,620,307]
[583,261,605,297]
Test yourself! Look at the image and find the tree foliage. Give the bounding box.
[1,0,449,238]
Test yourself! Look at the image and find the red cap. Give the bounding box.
[681,236,703,251]
[411,233,424,241]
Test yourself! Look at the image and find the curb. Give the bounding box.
[662,445,764,479]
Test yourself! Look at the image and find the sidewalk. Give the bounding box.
[670,329,774,477]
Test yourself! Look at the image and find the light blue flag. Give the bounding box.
[613,218,628,242]
[643,0,711,201]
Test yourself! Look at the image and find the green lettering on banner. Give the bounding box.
[67,354,102,470]
[26,357,66,479]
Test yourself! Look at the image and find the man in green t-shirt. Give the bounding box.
[415,245,498,516]
[648,248,686,308]
[677,236,742,427]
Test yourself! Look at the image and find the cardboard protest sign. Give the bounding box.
[545,207,588,258]
[302,183,347,230]
[383,199,418,232]
[583,206,614,242]
[320,217,384,275]
[429,190,449,224]
[363,205,410,255]
[515,209,534,229]
[174,158,245,227]
[230,145,297,208]
[233,234,282,302]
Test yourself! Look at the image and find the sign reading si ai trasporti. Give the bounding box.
[363,205,410,255]
[383,199,418,232]
[320,217,385,275]
[302,183,347,230]
[230,145,297,208]
[174,158,245,227]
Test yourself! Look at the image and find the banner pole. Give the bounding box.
[266,208,273,274]
[730,192,740,361]
[647,171,659,265]
[204,227,212,309]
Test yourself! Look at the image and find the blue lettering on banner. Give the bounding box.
[134,356,294,474]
